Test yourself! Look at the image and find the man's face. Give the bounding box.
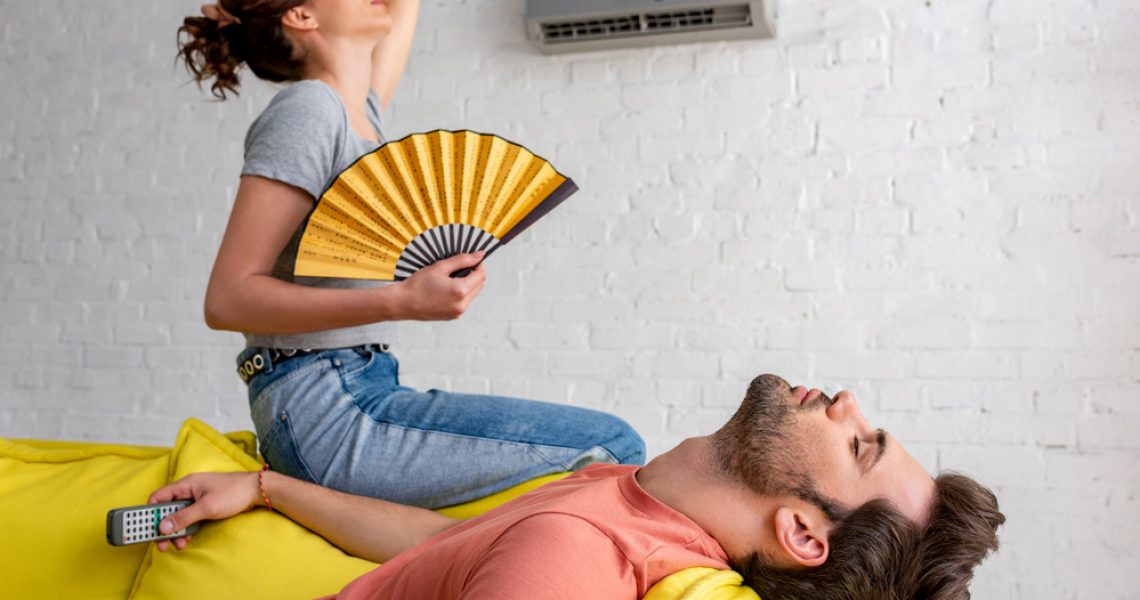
[730,375,935,526]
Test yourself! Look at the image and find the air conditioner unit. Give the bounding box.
[525,0,776,55]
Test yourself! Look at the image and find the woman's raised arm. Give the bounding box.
[370,0,420,109]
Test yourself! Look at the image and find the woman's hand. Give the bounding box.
[206,176,491,333]
[147,471,262,552]
[394,252,487,320]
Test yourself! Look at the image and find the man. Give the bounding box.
[151,374,1005,599]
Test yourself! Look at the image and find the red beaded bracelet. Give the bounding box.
[258,464,273,512]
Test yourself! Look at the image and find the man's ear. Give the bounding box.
[281,5,319,32]
[772,506,829,568]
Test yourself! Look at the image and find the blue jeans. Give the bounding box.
[240,346,645,508]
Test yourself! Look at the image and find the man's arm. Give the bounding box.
[149,471,458,563]
[460,513,637,599]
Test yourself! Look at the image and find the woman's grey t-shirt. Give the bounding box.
[240,80,397,350]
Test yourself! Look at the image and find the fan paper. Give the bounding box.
[293,130,577,281]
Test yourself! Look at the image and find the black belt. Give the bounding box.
[270,348,318,362]
[236,344,389,385]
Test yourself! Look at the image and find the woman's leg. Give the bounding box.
[246,346,645,508]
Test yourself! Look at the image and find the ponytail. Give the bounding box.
[177,1,307,100]
[178,16,244,100]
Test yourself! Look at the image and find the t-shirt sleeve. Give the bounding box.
[242,82,343,200]
[459,513,637,600]
[366,89,386,143]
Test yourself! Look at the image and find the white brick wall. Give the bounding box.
[2,0,1138,596]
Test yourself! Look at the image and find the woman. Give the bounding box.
[177,0,644,508]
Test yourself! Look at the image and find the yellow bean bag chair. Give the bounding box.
[0,418,756,599]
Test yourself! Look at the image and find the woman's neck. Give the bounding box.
[302,36,377,130]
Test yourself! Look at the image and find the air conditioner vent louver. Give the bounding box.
[539,6,750,44]
[526,1,775,54]
[541,17,640,42]
[646,9,720,30]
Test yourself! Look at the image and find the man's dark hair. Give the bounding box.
[911,472,1006,598]
[740,499,920,600]
[740,473,1005,599]
[711,374,1005,599]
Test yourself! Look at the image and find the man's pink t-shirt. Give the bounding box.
[328,463,730,600]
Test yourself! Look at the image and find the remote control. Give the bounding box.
[106,500,200,546]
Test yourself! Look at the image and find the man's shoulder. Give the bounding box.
[511,464,636,506]
[498,511,623,547]
[481,512,634,577]
[463,512,638,599]
[574,462,639,478]
[542,463,637,492]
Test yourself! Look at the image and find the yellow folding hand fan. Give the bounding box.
[293,130,578,281]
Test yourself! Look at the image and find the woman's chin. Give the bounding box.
[355,20,392,41]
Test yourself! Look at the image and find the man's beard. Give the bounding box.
[712,374,831,499]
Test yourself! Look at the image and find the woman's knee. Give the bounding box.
[601,415,646,465]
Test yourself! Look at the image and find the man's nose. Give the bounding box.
[826,390,870,430]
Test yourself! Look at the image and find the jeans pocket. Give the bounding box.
[338,347,377,381]
[250,354,330,403]
[259,410,317,483]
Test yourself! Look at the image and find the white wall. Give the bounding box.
[2,0,1138,596]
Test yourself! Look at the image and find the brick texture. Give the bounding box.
[2,0,1139,596]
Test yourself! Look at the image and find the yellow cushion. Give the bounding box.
[0,437,171,600]
[3,419,755,600]
[645,567,760,600]
[128,419,574,599]
[435,472,571,519]
[127,418,378,600]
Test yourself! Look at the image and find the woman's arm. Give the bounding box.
[371,0,420,109]
[149,471,459,563]
[204,174,486,335]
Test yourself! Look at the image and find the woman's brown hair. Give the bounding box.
[177,0,307,100]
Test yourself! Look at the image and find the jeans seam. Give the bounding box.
[262,410,318,482]
[343,387,619,449]
[527,443,615,471]
[343,389,632,462]
[345,401,592,469]
[350,401,600,451]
